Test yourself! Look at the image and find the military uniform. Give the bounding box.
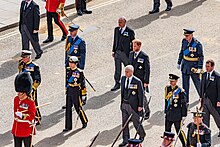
[187,112,211,147]
[12,72,36,147]
[177,29,204,103]
[18,51,41,124]
[43,0,68,43]
[64,56,88,132]
[164,74,187,147]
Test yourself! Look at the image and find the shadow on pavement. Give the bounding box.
[0,131,13,147]
[37,109,64,131]
[212,133,220,146]
[84,90,121,110]
[127,0,207,30]
[0,60,18,79]
[34,128,83,147]
[144,110,164,130]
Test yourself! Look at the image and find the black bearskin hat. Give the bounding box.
[15,72,33,94]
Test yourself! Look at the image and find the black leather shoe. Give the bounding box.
[62,106,66,109]
[165,6,172,11]
[111,83,120,91]
[139,137,144,142]
[144,112,150,120]
[63,128,72,132]
[82,9,92,14]
[43,38,53,43]
[82,123,87,128]
[77,10,83,16]
[35,52,43,60]
[61,35,67,41]
[118,142,128,147]
[149,9,159,14]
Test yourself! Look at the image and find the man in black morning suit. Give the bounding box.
[200,59,220,137]
[111,16,135,91]
[19,0,43,59]
[119,65,146,147]
[129,39,151,120]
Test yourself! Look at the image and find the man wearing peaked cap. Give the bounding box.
[12,72,36,147]
[160,132,175,147]
[63,56,88,132]
[18,50,42,125]
[177,29,204,104]
[164,74,187,147]
[186,110,211,147]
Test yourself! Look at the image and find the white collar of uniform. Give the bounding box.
[72,35,78,41]
[134,50,141,57]
[120,25,127,33]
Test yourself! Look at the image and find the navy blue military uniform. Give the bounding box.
[164,74,187,147]
[177,29,204,103]
[18,50,42,125]
[64,57,88,131]
[187,112,211,147]
[65,25,86,70]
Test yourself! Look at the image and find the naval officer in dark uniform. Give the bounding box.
[128,39,151,120]
[177,29,204,104]
[164,74,187,147]
[119,65,146,147]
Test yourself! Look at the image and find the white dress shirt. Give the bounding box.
[125,75,133,88]
[120,25,127,34]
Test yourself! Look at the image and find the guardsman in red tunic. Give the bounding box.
[12,72,36,147]
[42,0,68,43]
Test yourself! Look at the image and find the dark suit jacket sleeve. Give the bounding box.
[181,92,187,117]
[19,1,24,31]
[200,73,205,98]
[217,75,220,102]
[143,55,150,84]
[33,5,40,30]
[112,28,117,53]
[121,76,125,104]
[138,80,144,107]
[202,132,211,147]
[177,40,184,65]
[79,40,86,70]
[33,65,41,84]
[128,51,133,64]
[129,29,135,51]
[197,42,204,69]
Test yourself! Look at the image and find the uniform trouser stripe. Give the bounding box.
[180,120,187,144]
[57,14,68,35]
[80,109,88,123]
[32,89,41,123]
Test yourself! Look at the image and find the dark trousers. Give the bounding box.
[65,87,88,129]
[152,0,172,9]
[75,0,86,11]
[182,73,201,103]
[32,89,41,123]
[165,119,186,147]
[14,135,33,147]
[114,50,129,84]
[46,11,68,40]
[20,24,42,55]
[203,98,220,128]
[121,103,146,143]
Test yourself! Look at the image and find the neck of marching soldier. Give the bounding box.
[17,92,28,101]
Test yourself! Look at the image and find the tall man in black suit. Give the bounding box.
[111,16,135,91]
[200,59,220,137]
[119,65,146,147]
[19,0,43,59]
[129,39,151,120]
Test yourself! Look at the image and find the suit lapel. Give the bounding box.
[206,71,215,88]
[25,1,33,17]
[121,76,125,96]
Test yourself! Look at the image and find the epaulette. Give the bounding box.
[32,62,38,67]
[178,86,185,92]
[66,67,71,70]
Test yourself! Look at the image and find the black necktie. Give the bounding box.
[126,78,129,89]
[24,2,28,10]
[134,52,137,59]
[207,73,210,80]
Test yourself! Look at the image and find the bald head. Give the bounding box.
[118,16,126,28]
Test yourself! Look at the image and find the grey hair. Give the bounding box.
[119,16,127,22]
[125,65,134,72]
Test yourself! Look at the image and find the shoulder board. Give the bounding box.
[31,62,38,67]
[177,86,185,92]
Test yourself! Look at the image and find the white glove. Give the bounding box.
[56,8,61,14]
[197,69,202,73]
[15,111,23,119]
[177,64,181,70]
[197,143,202,147]
[82,96,87,101]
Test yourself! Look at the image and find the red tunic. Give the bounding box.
[45,0,66,12]
[12,96,36,137]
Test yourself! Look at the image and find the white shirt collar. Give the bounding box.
[26,0,32,6]
[125,75,133,88]
[134,50,141,57]
[120,25,127,34]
